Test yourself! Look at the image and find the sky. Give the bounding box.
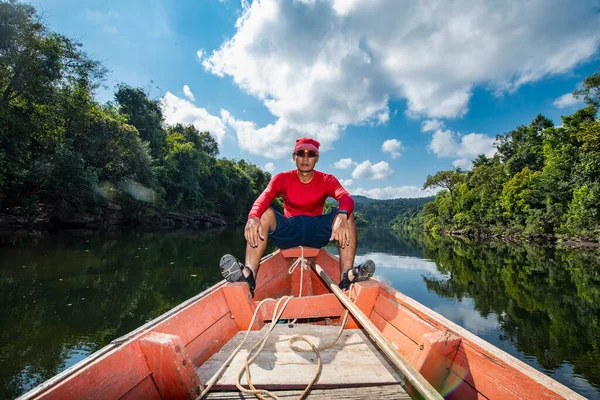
[32,0,600,199]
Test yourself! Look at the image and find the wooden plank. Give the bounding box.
[443,371,483,400]
[153,289,230,346]
[410,331,462,392]
[373,293,438,345]
[377,284,585,399]
[223,284,263,331]
[346,281,379,329]
[119,376,161,400]
[254,267,290,300]
[20,282,227,400]
[255,294,344,321]
[38,341,151,400]
[370,311,418,361]
[186,312,239,367]
[315,251,342,282]
[310,270,330,295]
[196,325,403,390]
[290,260,312,297]
[281,247,320,258]
[205,383,410,399]
[139,332,204,399]
[254,252,288,290]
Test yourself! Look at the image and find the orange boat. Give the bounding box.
[19,247,583,400]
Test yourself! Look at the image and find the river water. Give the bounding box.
[1,228,599,399]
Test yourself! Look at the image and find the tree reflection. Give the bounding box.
[418,234,600,390]
[0,228,260,398]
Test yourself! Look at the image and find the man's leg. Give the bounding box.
[244,208,277,278]
[337,213,357,280]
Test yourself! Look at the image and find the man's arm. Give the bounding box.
[248,174,283,220]
[326,176,355,214]
[246,174,283,247]
[326,175,354,248]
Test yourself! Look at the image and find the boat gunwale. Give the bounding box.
[17,251,284,400]
[375,282,585,399]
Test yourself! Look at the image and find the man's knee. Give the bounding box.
[261,208,277,231]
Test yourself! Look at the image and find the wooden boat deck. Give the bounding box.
[198,324,409,398]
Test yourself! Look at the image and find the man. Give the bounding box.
[219,137,375,297]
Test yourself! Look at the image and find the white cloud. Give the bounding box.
[452,158,472,170]
[197,49,205,61]
[428,129,496,163]
[263,162,276,173]
[183,85,195,101]
[333,158,357,169]
[421,119,445,133]
[339,179,353,187]
[381,139,404,159]
[553,92,583,109]
[352,186,437,199]
[161,92,226,144]
[352,160,394,180]
[202,0,600,155]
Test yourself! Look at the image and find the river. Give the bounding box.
[1,228,599,399]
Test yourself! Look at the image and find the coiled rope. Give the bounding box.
[198,247,352,399]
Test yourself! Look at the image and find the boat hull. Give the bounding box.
[19,247,583,400]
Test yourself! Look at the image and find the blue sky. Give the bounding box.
[33,0,600,198]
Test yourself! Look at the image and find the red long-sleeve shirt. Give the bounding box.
[248,170,354,219]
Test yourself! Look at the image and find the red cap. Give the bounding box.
[294,137,320,154]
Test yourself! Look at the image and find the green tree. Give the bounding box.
[573,68,600,109]
[423,169,465,210]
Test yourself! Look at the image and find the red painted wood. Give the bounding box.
[152,289,230,346]
[315,251,342,282]
[410,331,462,391]
[139,332,203,399]
[186,313,239,367]
[255,293,344,321]
[374,290,438,344]
[254,268,290,300]
[223,284,264,331]
[254,252,288,289]
[39,341,151,400]
[119,376,161,400]
[290,261,312,298]
[370,311,418,360]
[443,371,481,400]
[346,281,380,329]
[309,269,330,295]
[377,283,580,399]
[280,247,320,258]
[450,343,566,400]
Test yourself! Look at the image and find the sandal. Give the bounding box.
[338,259,376,290]
[219,254,256,297]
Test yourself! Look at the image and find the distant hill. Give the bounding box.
[328,195,434,227]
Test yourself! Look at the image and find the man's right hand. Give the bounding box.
[245,217,264,248]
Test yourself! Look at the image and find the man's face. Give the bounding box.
[293,149,319,172]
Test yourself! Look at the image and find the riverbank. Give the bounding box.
[0,199,227,232]
[444,229,600,249]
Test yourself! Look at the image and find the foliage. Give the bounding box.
[0,1,270,224]
[411,72,600,240]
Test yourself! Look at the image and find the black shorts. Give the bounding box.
[268,208,338,249]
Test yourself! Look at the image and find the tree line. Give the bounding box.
[414,70,600,241]
[0,0,271,225]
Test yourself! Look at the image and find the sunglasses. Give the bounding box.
[295,150,317,158]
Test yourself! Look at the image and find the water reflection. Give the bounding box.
[1,228,599,398]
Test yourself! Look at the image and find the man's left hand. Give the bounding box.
[330,213,350,248]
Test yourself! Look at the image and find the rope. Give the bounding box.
[197,281,355,399]
[287,245,309,326]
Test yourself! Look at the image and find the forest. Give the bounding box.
[413,71,600,241]
[0,0,271,227]
[2,0,598,241]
